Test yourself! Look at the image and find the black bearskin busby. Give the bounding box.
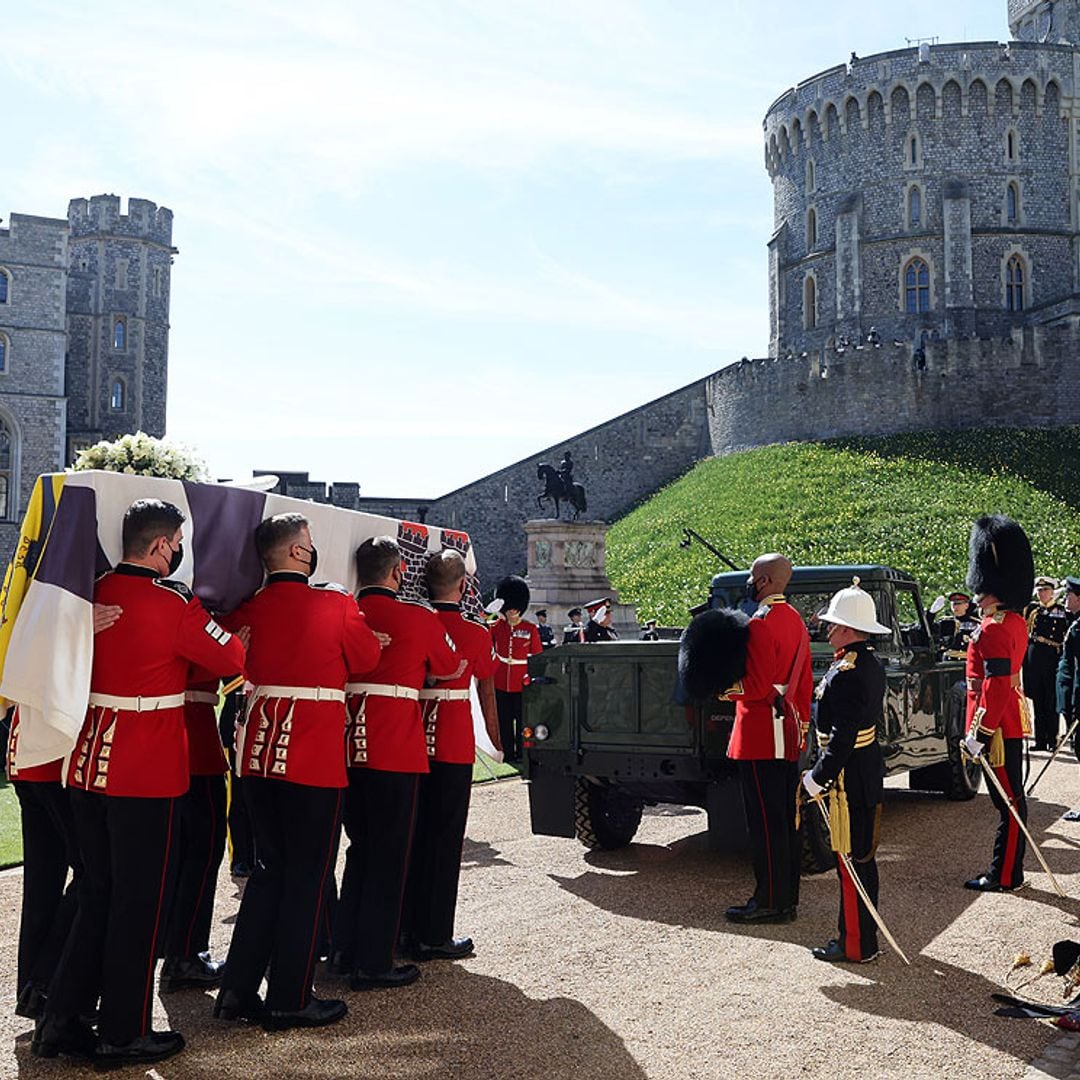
[678,607,750,702]
[965,514,1035,612]
[495,575,530,614]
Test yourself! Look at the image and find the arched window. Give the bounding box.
[807,207,817,248]
[910,136,918,164]
[0,419,13,519]
[806,158,816,193]
[909,186,922,228]
[113,317,126,352]
[110,378,126,411]
[904,258,930,313]
[0,332,8,373]
[1006,254,1026,312]
[1007,182,1020,224]
[1006,129,1017,161]
[804,275,817,329]
[0,268,9,304]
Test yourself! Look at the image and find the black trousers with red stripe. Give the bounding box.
[47,790,177,1046]
[737,759,801,911]
[221,777,342,1012]
[987,738,1026,887]
[14,780,83,996]
[161,774,227,959]
[403,761,472,946]
[333,767,419,974]
[835,802,880,961]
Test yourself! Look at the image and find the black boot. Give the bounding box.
[31,1015,98,1060]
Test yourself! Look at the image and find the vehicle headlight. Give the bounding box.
[533,724,549,741]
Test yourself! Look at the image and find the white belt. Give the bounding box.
[88,692,187,712]
[185,691,219,705]
[345,682,420,701]
[496,656,529,666]
[418,688,471,701]
[250,684,346,703]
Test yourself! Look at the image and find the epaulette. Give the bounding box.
[752,605,769,620]
[837,650,858,671]
[312,581,350,595]
[153,578,193,602]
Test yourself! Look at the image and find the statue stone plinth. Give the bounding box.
[523,519,639,636]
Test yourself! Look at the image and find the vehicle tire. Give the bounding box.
[573,778,643,850]
[800,800,836,874]
[945,731,981,801]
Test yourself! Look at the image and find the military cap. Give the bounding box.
[1066,577,1080,597]
[584,597,612,616]
[535,608,547,617]
[567,607,582,618]
[947,591,971,603]
[1034,575,1058,590]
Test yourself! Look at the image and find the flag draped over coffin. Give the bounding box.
[0,471,497,769]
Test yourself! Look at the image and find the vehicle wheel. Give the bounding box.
[945,732,981,801]
[800,800,836,874]
[573,778,643,850]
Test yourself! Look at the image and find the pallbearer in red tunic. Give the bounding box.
[490,575,542,762]
[38,500,245,1067]
[215,513,380,1032]
[402,550,499,960]
[961,514,1035,892]
[331,537,462,991]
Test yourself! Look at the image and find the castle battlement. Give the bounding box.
[67,194,174,247]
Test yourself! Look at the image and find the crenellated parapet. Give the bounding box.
[67,194,175,249]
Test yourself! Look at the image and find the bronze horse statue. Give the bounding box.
[537,463,587,520]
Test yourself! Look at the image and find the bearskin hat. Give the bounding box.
[495,575,530,614]
[678,607,750,702]
[965,514,1035,612]
[1053,940,1080,977]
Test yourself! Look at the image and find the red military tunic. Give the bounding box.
[184,669,228,776]
[222,573,381,788]
[425,603,498,765]
[724,596,812,763]
[6,708,63,782]
[967,608,1030,743]
[348,588,461,773]
[491,618,541,693]
[68,564,247,799]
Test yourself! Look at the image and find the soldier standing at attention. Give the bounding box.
[332,537,462,991]
[403,550,499,961]
[583,598,619,642]
[720,554,813,924]
[1056,578,1080,821]
[535,609,556,650]
[37,499,246,1066]
[215,513,381,1031]
[490,576,542,762]
[929,591,981,660]
[802,580,889,964]
[561,607,585,644]
[1025,576,1069,750]
[962,514,1035,891]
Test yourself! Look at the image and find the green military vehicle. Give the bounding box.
[521,565,978,867]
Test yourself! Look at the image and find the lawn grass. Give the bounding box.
[472,751,520,783]
[607,429,1080,625]
[0,779,22,868]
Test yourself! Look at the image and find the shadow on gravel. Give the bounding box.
[13,965,646,1079]
[461,837,514,870]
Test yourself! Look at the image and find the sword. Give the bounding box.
[1027,715,1080,796]
[809,796,911,966]
[965,749,1067,897]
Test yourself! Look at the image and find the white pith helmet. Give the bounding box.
[819,577,891,635]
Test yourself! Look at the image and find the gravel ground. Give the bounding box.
[5,755,1080,1079]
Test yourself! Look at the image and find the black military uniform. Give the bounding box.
[1057,578,1080,821]
[583,598,618,642]
[1025,577,1069,749]
[933,592,981,660]
[808,641,886,962]
[561,609,585,644]
[535,610,556,650]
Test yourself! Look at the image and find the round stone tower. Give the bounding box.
[763,2,1079,359]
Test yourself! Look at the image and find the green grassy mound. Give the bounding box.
[607,428,1080,625]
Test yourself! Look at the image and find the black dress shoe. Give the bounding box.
[262,996,347,1032]
[725,899,797,924]
[213,988,264,1023]
[964,873,1026,891]
[96,1030,185,1066]
[811,939,879,964]
[411,937,475,961]
[1064,808,1080,822]
[15,983,47,1020]
[230,861,253,878]
[162,952,225,991]
[349,964,421,991]
[31,1015,98,1059]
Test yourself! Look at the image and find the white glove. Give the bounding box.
[963,734,984,759]
[929,594,947,614]
[802,770,825,798]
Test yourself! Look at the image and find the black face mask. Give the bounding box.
[298,545,318,578]
[167,542,183,576]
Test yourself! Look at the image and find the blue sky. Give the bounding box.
[4,0,998,495]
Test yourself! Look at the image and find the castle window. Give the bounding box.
[807,207,817,249]
[110,378,126,411]
[910,137,917,164]
[113,317,126,351]
[1006,128,1018,162]
[0,268,9,304]
[1006,254,1026,311]
[1006,182,1020,225]
[804,275,818,329]
[114,259,128,290]
[908,185,922,229]
[0,332,8,373]
[903,129,923,171]
[0,420,13,519]
[153,266,162,297]
[904,258,930,313]
[806,158,816,193]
